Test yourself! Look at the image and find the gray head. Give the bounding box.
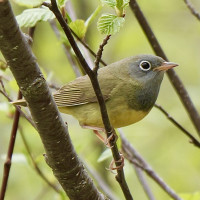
[126,54,178,111]
[129,54,178,84]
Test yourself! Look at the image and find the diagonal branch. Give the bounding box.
[120,130,183,200]
[129,0,200,137]
[183,0,200,20]
[0,90,22,200]
[0,1,105,199]
[154,104,200,148]
[48,1,133,199]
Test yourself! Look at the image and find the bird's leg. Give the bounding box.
[81,125,106,143]
[106,129,118,146]
[93,130,107,144]
[109,153,124,170]
[81,125,116,147]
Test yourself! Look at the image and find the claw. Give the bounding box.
[109,153,124,171]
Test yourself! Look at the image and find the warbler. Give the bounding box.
[12,54,178,130]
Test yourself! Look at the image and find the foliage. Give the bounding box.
[16,7,55,27]
[97,14,125,35]
[12,0,45,8]
[1,0,200,200]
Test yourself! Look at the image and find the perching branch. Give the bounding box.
[48,0,133,199]
[119,130,183,200]
[0,90,22,200]
[183,0,200,20]
[0,1,104,199]
[129,0,200,137]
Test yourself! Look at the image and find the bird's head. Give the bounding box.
[129,54,178,84]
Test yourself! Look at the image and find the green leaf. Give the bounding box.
[69,19,86,39]
[100,0,116,7]
[57,0,68,7]
[12,0,44,8]
[97,14,125,35]
[122,0,130,8]
[97,149,112,162]
[116,0,123,8]
[16,8,55,28]
[65,12,72,24]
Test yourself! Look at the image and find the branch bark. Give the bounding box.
[48,1,133,199]
[129,0,200,136]
[0,1,105,199]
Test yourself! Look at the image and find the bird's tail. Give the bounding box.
[11,99,27,107]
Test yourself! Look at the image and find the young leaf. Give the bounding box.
[97,14,125,35]
[100,0,116,7]
[122,0,130,8]
[57,0,68,7]
[69,20,86,39]
[65,12,72,24]
[12,0,44,8]
[116,0,123,9]
[16,8,55,28]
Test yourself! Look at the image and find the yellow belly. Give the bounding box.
[58,101,150,128]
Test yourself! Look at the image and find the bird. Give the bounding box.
[12,54,178,131]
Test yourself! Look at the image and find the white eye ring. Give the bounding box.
[139,61,151,71]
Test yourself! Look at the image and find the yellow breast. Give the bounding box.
[58,101,150,128]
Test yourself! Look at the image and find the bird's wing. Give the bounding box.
[53,73,115,107]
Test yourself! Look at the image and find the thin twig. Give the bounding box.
[1,85,62,194]
[0,91,22,200]
[19,127,61,193]
[0,1,105,199]
[183,0,200,20]
[134,167,156,200]
[0,78,6,93]
[119,130,183,200]
[48,1,133,199]
[154,104,200,148]
[94,35,111,73]
[129,0,200,136]
[42,2,107,67]
[0,89,35,128]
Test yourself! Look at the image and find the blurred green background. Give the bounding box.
[0,0,200,200]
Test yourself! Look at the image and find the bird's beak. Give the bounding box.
[153,61,179,72]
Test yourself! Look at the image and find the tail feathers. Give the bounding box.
[11,99,27,107]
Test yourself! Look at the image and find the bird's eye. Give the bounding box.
[139,61,151,71]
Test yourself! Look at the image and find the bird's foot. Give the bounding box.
[81,125,118,148]
[108,153,124,171]
[106,130,118,147]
